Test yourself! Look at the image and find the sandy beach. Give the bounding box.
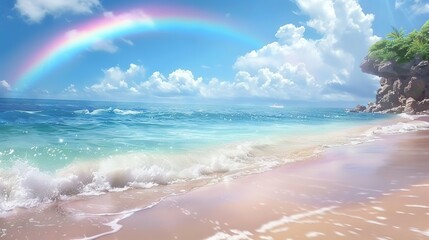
[2,127,429,239]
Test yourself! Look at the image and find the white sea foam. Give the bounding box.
[74,108,143,116]
[410,227,429,237]
[405,204,429,209]
[112,108,143,115]
[398,113,429,120]
[306,232,325,238]
[364,120,429,136]
[16,110,42,114]
[73,201,161,240]
[256,206,337,233]
[269,104,284,109]
[74,108,111,115]
[322,117,429,149]
[205,229,253,240]
[0,142,276,213]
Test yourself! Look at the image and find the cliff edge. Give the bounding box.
[355,21,429,115]
[359,57,429,114]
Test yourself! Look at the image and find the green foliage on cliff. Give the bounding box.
[369,20,429,63]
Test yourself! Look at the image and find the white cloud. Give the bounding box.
[275,24,305,44]
[63,10,152,53]
[295,0,336,33]
[140,69,203,96]
[87,64,145,95]
[66,29,119,53]
[102,9,153,25]
[395,0,429,15]
[15,0,101,23]
[0,80,11,94]
[233,0,380,101]
[87,65,204,98]
[198,63,318,100]
[83,0,380,102]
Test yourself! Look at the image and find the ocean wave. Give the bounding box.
[269,104,284,109]
[398,113,429,120]
[364,119,429,136]
[318,117,429,149]
[74,108,112,115]
[0,143,275,213]
[15,110,42,114]
[74,108,143,116]
[112,109,143,115]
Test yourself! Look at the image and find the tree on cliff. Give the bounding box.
[368,20,429,63]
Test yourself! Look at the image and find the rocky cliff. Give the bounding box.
[359,57,429,114]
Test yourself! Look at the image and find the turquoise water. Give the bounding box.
[0,98,391,211]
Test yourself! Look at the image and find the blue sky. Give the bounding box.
[0,0,428,104]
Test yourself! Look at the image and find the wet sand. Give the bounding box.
[2,130,429,239]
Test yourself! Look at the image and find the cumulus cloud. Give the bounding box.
[87,65,203,98]
[140,70,203,96]
[87,64,144,96]
[233,0,380,101]
[86,64,206,98]
[15,0,101,23]
[275,24,306,44]
[396,0,429,15]
[85,0,380,102]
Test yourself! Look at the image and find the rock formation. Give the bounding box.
[359,57,429,114]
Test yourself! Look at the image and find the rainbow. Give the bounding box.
[14,6,261,90]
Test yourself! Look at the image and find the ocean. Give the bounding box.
[0,98,424,213]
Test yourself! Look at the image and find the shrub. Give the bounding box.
[368,20,429,63]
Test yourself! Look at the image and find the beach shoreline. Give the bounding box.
[109,129,429,240]
[1,117,429,239]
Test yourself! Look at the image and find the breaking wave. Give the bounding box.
[0,142,278,213]
[74,108,144,116]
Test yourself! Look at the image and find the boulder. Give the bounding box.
[398,95,407,105]
[417,99,429,112]
[383,106,404,114]
[404,77,426,100]
[393,78,407,95]
[366,102,377,112]
[378,90,400,110]
[411,60,429,76]
[376,84,393,102]
[404,97,418,114]
[360,57,380,76]
[378,61,397,78]
[425,85,429,98]
[379,77,388,86]
[361,58,415,77]
[349,105,367,112]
